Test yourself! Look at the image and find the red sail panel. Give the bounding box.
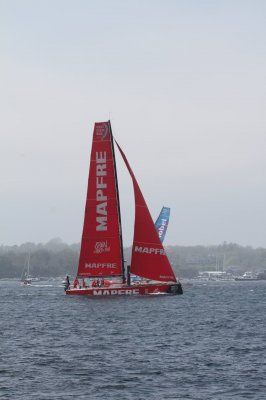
[116,142,177,282]
[77,122,123,277]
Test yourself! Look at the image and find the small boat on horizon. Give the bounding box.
[65,121,183,297]
[235,271,266,281]
[20,253,40,285]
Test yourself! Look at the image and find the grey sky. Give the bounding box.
[1,0,266,247]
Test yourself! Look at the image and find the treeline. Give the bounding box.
[166,242,266,278]
[0,238,266,279]
[0,239,79,279]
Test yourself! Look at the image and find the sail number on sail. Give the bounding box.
[96,151,107,231]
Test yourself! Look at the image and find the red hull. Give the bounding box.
[65,282,182,296]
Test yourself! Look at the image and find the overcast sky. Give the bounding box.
[1,0,266,248]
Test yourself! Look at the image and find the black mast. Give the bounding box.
[109,120,125,282]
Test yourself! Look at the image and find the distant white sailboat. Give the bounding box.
[21,253,39,285]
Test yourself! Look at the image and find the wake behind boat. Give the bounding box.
[65,121,183,297]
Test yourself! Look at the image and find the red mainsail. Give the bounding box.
[77,122,124,278]
[116,142,177,283]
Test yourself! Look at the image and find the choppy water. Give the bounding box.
[0,280,266,400]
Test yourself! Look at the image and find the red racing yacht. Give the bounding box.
[65,121,183,297]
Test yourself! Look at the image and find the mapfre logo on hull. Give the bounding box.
[93,289,140,296]
[93,241,110,254]
[85,263,116,269]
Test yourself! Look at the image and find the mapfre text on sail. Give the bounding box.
[96,151,107,231]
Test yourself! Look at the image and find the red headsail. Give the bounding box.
[116,142,177,283]
[77,122,124,278]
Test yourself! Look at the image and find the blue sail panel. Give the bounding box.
[155,206,170,243]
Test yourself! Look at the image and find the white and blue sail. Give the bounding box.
[155,206,170,243]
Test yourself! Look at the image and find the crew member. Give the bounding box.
[73,277,79,288]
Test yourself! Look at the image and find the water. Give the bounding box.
[0,280,266,400]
